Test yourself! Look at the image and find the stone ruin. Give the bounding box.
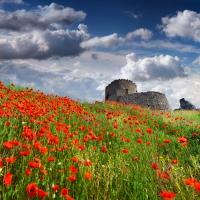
[179,98,196,110]
[105,79,172,111]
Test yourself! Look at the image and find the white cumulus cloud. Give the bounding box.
[126,28,153,40]
[80,33,125,48]
[112,53,187,81]
[159,10,200,42]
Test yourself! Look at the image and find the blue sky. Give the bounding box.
[0,0,200,109]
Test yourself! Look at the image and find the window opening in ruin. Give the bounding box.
[125,89,128,95]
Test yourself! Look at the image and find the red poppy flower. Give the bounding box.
[125,139,130,142]
[28,161,39,168]
[136,139,143,143]
[146,128,153,134]
[40,170,47,175]
[20,150,31,156]
[70,165,78,173]
[5,121,11,126]
[194,182,200,193]
[146,141,151,146]
[47,157,55,162]
[67,174,76,182]
[4,172,13,186]
[52,184,60,191]
[26,183,38,197]
[177,136,187,143]
[101,146,106,152]
[82,137,88,142]
[136,128,141,133]
[0,108,4,117]
[66,195,75,200]
[171,160,178,164]
[3,141,13,149]
[5,156,17,163]
[61,188,68,196]
[71,157,79,162]
[192,132,198,137]
[151,163,160,170]
[163,173,170,179]
[184,178,198,187]
[34,141,42,149]
[121,149,129,154]
[85,172,92,180]
[157,170,170,179]
[78,145,85,151]
[84,160,92,166]
[37,188,49,198]
[40,147,48,154]
[10,140,19,146]
[159,190,176,199]
[25,168,32,175]
[132,157,138,162]
[164,140,171,144]
[110,132,115,137]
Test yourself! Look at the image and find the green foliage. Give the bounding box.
[4,83,29,92]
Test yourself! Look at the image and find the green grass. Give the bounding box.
[0,82,200,200]
[4,83,30,92]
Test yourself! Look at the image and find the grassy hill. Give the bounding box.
[0,82,200,200]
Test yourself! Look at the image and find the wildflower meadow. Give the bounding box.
[0,81,200,200]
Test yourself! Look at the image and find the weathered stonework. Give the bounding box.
[105,79,172,111]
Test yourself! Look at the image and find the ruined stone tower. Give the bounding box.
[105,79,137,101]
[105,79,172,111]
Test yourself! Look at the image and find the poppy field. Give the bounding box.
[0,81,200,199]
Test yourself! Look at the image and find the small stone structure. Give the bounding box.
[179,98,196,110]
[105,79,172,111]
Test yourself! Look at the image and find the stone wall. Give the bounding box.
[117,91,172,111]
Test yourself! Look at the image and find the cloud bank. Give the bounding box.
[81,28,153,48]
[0,0,24,5]
[0,3,90,60]
[0,2,154,60]
[0,3,86,32]
[112,53,187,81]
[0,26,90,60]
